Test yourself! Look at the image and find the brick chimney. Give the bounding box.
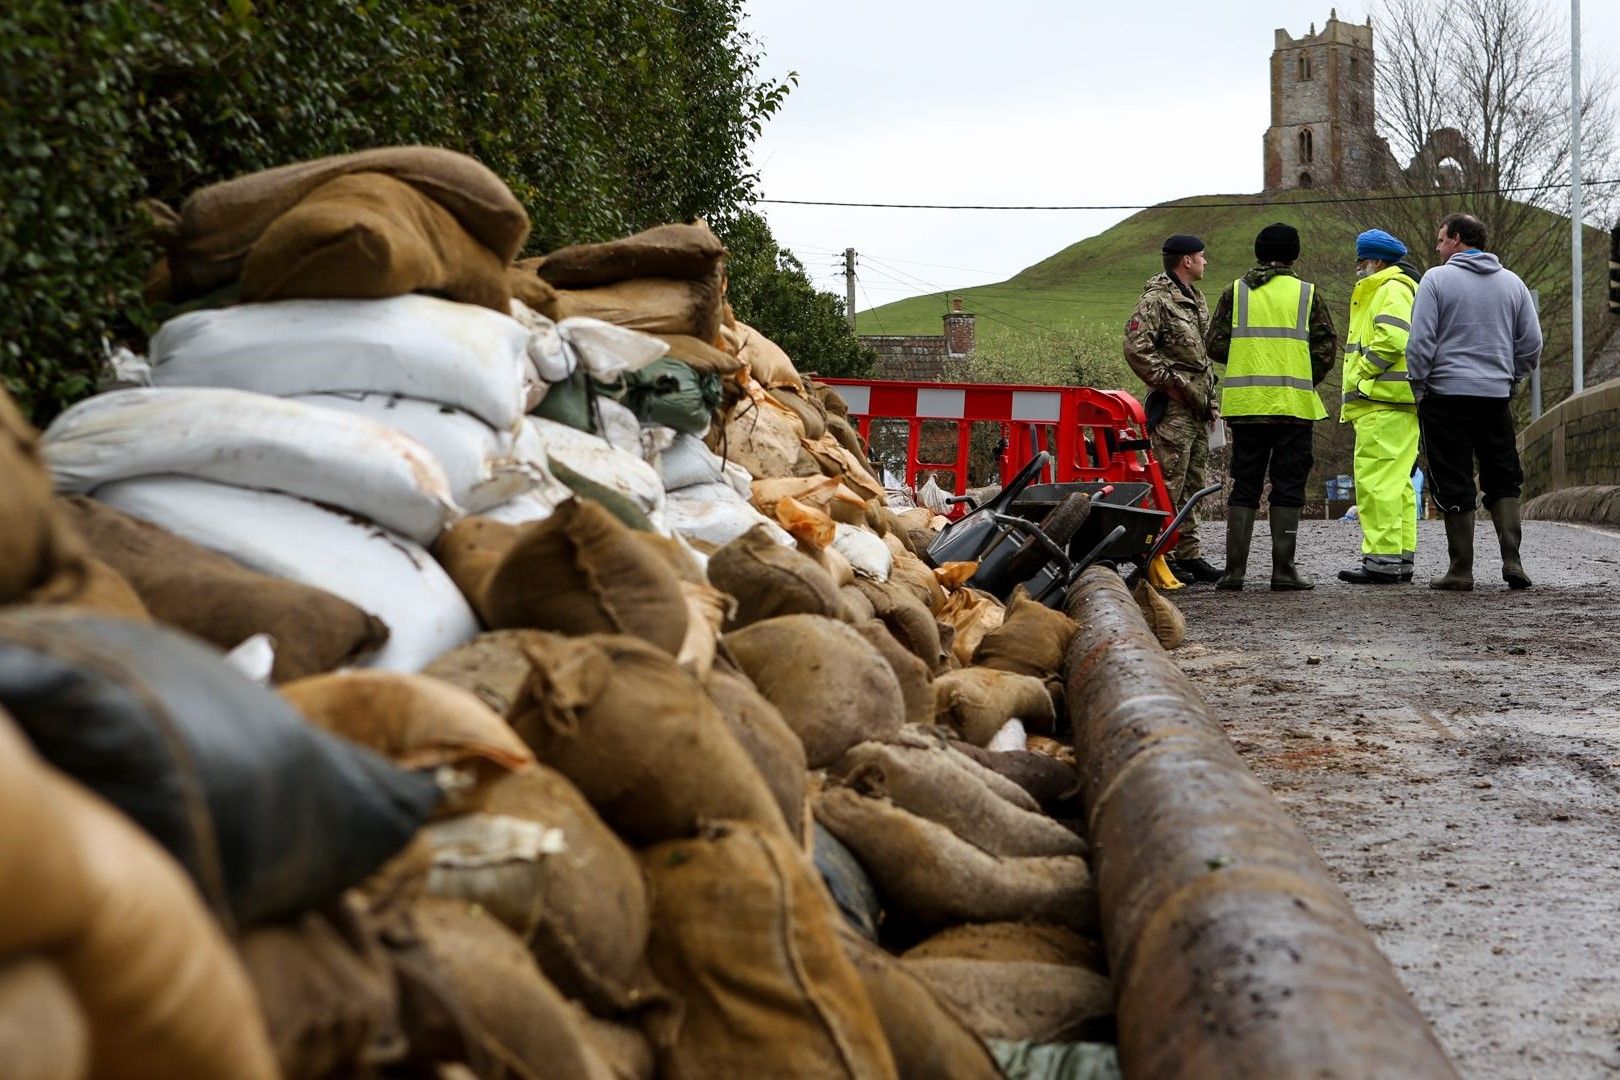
[943,297,976,357]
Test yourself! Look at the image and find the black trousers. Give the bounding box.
[1417,393,1523,513]
[1227,422,1314,509]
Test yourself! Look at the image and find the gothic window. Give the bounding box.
[1298,53,1313,81]
[1350,55,1360,80]
[1300,171,1314,189]
[1352,98,1362,122]
[1299,129,1314,163]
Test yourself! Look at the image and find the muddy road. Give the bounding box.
[1173,516,1620,1079]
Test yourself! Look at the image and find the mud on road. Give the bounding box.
[1172,516,1620,1079]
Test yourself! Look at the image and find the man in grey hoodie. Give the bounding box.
[1407,212,1542,590]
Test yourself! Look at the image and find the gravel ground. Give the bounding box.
[1172,516,1620,1079]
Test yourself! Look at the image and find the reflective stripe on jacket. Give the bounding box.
[1218,274,1328,421]
[1341,264,1417,421]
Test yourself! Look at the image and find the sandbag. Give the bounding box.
[887,545,947,612]
[705,666,808,838]
[934,668,1058,746]
[734,321,805,391]
[769,386,826,440]
[545,273,724,341]
[708,524,846,629]
[149,295,530,431]
[654,332,744,376]
[834,522,893,580]
[169,146,530,298]
[0,389,83,604]
[812,822,881,942]
[0,716,278,1078]
[280,670,534,814]
[990,1040,1122,1080]
[855,578,949,673]
[95,476,479,672]
[900,959,1114,1044]
[851,621,934,729]
[840,583,876,621]
[618,356,722,435]
[813,788,1099,935]
[973,586,1080,680]
[44,387,461,545]
[579,1013,656,1080]
[723,615,906,768]
[0,957,90,1080]
[830,739,1085,858]
[659,431,742,492]
[521,417,666,522]
[949,742,1084,815]
[26,553,151,622]
[537,221,725,289]
[642,821,897,1080]
[412,898,615,1080]
[421,767,653,1014]
[903,922,1107,974]
[664,483,793,548]
[420,629,547,720]
[715,394,805,480]
[1133,578,1187,650]
[512,633,787,842]
[0,614,441,928]
[675,580,728,680]
[838,928,1005,1080]
[940,588,1006,668]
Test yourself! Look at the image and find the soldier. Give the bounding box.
[1124,234,1220,584]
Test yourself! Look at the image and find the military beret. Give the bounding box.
[1160,234,1206,256]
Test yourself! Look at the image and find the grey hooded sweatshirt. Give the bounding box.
[1406,249,1542,399]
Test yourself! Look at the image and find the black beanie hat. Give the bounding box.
[1161,234,1206,256]
[1255,222,1301,263]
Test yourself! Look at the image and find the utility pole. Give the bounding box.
[843,247,857,330]
[1571,0,1584,396]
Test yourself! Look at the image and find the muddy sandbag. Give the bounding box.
[579,1013,655,1080]
[413,898,615,1080]
[708,524,845,629]
[0,957,90,1080]
[901,958,1114,1044]
[654,332,745,376]
[421,766,653,1014]
[851,621,934,729]
[813,788,1098,935]
[0,390,80,604]
[545,273,723,342]
[1132,579,1187,650]
[723,614,906,768]
[238,902,401,1080]
[421,629,548,721]
[940,587,1005,667]
[812,821,882,942]
[934,667,1057,745]
[735,322,805,392]
[705,666,808,837]
[972,587,1079,679]
[831,739,1085,858]
[643,820,898,1079]
[904,923,1104,973]
[716,394,805,480]
[0,613,441,928]
[280,670,534,814]
[536,222,725,289]
[854,578,949,673]
[512,633,787,842]
[769,386,826,440]
[838,927,1005,1080]
[949,741,1083,815]
[242,172,511,310]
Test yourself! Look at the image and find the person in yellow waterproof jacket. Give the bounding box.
[1338,229,1423,584]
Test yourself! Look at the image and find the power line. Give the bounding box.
[861,255,1069,336]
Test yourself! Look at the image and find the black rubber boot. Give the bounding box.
[1338,560,1405,585]
[1176,556,1223,583]
[1429,511,1475,591]
[1216,508,1255,591]
[1492,498,1531,589]
[1269,506,1315,591]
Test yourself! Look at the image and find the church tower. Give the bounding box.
[1263,10,1382,191]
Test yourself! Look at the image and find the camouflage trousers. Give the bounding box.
[1151,400,1209,560]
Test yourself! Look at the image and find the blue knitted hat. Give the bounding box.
[1356,229,1407,261]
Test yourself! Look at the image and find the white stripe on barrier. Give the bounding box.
[836,384,872,415]
[1011,391,1063,422]
[916,388,967,418]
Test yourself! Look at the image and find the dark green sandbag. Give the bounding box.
[619,357,721,435]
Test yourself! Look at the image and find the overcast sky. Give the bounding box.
[743,1,1620,310]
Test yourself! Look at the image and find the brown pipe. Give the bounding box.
[1063,568,1456,1079]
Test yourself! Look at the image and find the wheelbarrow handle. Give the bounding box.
[986,511,1076,575]
[1068,524,1129,584]
[1141,483,1224,566]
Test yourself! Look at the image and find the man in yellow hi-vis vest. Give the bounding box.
[1338,229,1422,584]
[1204,223,1338,591]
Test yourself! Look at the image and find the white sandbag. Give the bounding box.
[834,523,893,581]
[477,485,571,526]
[149,295,529,430]
[42,387,460,545]
[660,432,750,495]
[295,391,542,513]
[987,719,1028,753]
[556,317,669,380]
[511,300,571,386]
[519,417,666,522]
[222,634,277,685]
[98,345,152,391]
[663,484,795,548]
[594,397,648,459]
[94,476,479,672]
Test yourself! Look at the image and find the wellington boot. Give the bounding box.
[1269,506,1315,591]
[1492,498,1531,589]
[1429,511,1474,591]
[1216,508,1255,591]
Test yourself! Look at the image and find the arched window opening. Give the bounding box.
[1298,129,1314,163]
[1298,53,1313,81]
[1299,171,1314,189]
[1352,98,1362,122]
[1350,55,1360,80]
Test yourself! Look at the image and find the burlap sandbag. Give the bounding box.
[768,386,826,440]
[840,584,876,622]
[26,555,151,622]
[801,434,885,502]
[948,741,1083,815]
[886,544,947,613]
[722,615,905,768]
[851,621,934,729]
[854,578,949,674]
[750,475,867,521]
[544,271,723,342]
[578,1012,655,1080]
[412,898,615,1080]
[536,221,725,289]
[653,333,745,376]
[237,902,402,1080]
[715,394,804,480]
[421,629,548,721]
[775,496,839,551]
[972,586,1079,679]
[509,261,561,311]
[280,670,534,814]
[934,667,1057,745]
[0,392,79,604]
[511,633,787,842]
[642,821,897,1080]
[939,588,1005,667]
[837,927,1004,1080]
[708,524,845,629]
[830,739,1085,858]
[0,957,90,1080]
[241,172,512,311]
[57,496,388,682]
[421,766,653,1014]
[704,666,809,838]
[674,580,729,680]
[902,922,1107,974]
[813,788,1098,935]
[899,958,1114,1044]
[169,146,530,299]
[1132,578,1188,650]
[734,322,805,392]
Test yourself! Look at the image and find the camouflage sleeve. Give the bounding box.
[1308,289,1339,386]
[1204,286,1234,365]
[1122,293,1170,390]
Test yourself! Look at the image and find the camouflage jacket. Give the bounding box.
[1123,273,1215,418]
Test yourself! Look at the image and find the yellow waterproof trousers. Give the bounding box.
[1352,407,1419,560]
